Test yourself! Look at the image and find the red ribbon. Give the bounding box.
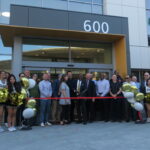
[28,96,125,100]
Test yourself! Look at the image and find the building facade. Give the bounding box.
[0,0,149,80]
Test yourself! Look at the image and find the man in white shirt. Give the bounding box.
[39,73,53,127]
[96,73,110,121]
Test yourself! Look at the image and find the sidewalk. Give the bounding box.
[0,122,150,150]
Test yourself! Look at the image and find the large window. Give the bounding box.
[146,0,150,9]
[0,36,12,72]
[0,0,103,24]
[146,10,150,35]
[22,39,112,65]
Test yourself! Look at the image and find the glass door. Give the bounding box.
[88,69,112,80]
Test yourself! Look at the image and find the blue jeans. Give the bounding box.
[40,99,51,123]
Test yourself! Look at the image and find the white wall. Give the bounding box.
[104,0,150,69]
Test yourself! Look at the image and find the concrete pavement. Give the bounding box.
[0,122,150,150]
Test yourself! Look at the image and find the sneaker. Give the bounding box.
[8,127,14,132]
[0,127,4,132]
[45,122,52,126]
[40,122,45,127]
[5,123,8,127]
[11,127,17,131]
[147,118,150,123]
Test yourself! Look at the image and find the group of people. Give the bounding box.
[0,70,150,132]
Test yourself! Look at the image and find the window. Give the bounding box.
[146,0,150,9]
[148,36,150,46]
[146,10,150,35]
[70,0,92,3]
[22,38,112,65]
[146,0,150,45]
[93,0,103,5]
[0,37,12,72]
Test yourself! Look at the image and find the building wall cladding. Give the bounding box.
[104,0,150,69]
[0,0,150,70]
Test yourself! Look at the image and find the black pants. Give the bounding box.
[95,95,110,121]
[103,98,111,121]
[76,99,87,123]
[16,104,25,126]
[110,98,123,121]
[123,99,137,121]
[86,100,95,122]
[76,100,82,122]
[95,99,104,121]
[60,105,70,121]
[70,100,75,122]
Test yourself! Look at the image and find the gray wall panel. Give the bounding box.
[10,5,28,26]
[10,5,127,35]
[28,7,69,29]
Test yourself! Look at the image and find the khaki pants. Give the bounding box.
[51,100,61,122]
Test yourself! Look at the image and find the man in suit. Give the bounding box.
[67,71,76,122]
[80,73,96,124]
[140,72,150,93]
[74,73,83,123]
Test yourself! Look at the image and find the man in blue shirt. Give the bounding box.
[39,73,53,127]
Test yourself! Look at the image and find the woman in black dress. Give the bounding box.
[110,74,123,122]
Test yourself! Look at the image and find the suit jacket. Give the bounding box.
[52,79,60,97]
[67,78,76,97]
[74,79,82,90]
[80,80,96,97]
[140,81,146,93]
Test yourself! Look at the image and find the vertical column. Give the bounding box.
[12,36,22,80]
[114,37,128,77]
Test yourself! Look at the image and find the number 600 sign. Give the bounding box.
[83,20,109,34]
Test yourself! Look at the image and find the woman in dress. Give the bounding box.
[59,74,71,125]
[110,74,123,122]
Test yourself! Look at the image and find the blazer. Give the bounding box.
[80,79,96,97]
[52,79,60,97]
[140,81,146,93]
[67,78,76,97]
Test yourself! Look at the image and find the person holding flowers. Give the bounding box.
[7,74,21,131]
[0,71,7,132]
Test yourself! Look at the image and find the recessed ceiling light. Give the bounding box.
[42,51,46,54]
[97,49,104,53]
[1,12,10,17]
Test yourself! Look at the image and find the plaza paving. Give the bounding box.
[0,122,150,150]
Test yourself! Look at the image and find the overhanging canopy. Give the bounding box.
[0,24,124,47]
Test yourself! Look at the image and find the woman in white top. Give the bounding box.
[59,74,71,125]
[0,71,7,132]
